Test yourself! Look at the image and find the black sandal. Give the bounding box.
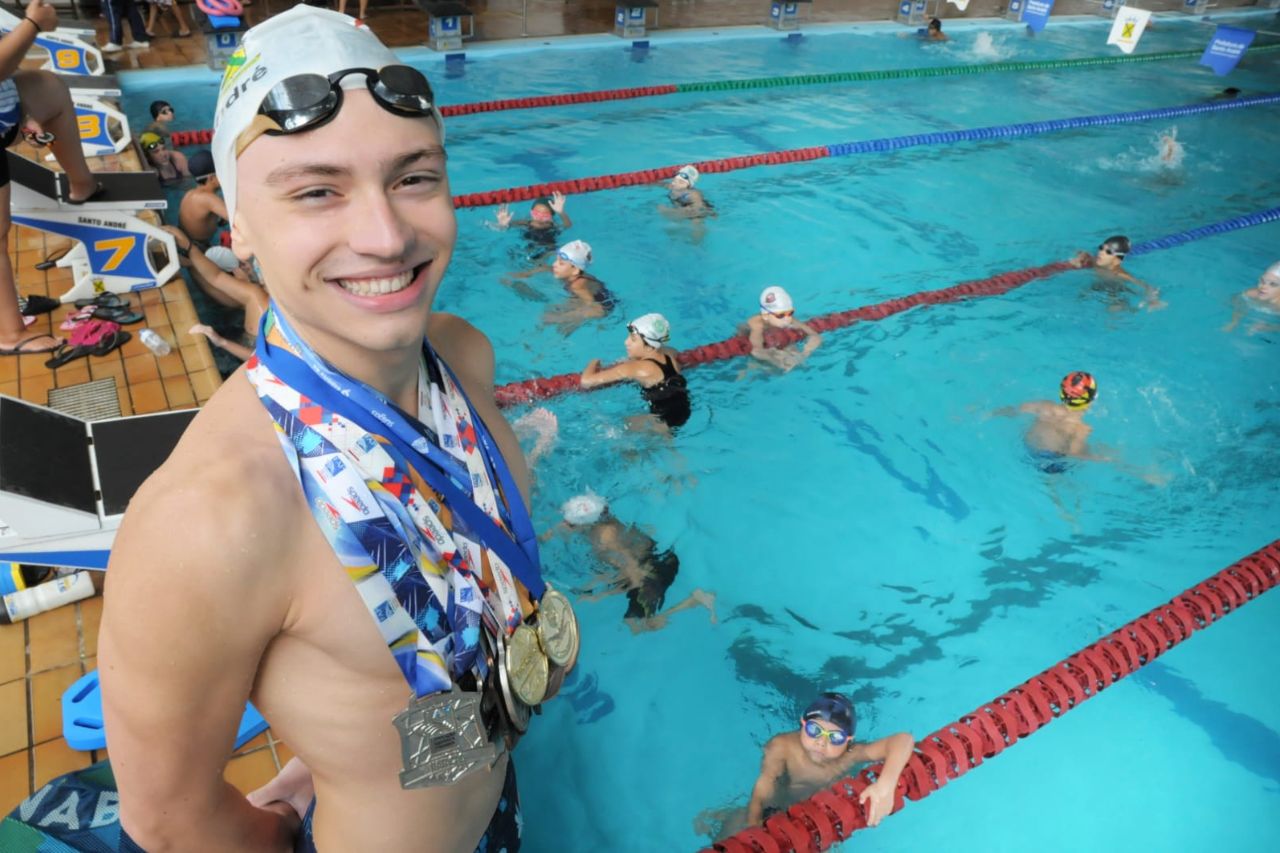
[65,182,107,206]
[18,294,60,316]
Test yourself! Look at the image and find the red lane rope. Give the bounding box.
[702,540,1280,853]
[493,258,1075,407]
[452,146,831,209]
[439,84,680,117]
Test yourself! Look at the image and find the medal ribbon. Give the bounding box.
[246,305,545,698]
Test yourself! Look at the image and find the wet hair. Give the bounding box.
[929,17,942,31]
[188,150,216,181]
[1221,87,1240,98]
[150,100,173,120]
[1100,235,1131,258]
[531,197,553,212]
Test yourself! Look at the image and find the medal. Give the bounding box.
[503,624,549,707]
[535,588,580,669]
[392,686,502,789]
[493,627,533,734]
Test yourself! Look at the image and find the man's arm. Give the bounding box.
[99,462,298,852]
[164,226,262,311]
[745,738,788,826]
[852,732,914,827]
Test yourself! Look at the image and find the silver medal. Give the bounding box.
[393,686,502,789]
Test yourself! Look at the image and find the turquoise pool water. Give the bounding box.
[122,13,1280,852]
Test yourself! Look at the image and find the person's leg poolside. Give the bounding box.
[0,183,61,353]
[13,71,98,202]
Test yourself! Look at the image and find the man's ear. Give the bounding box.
[231,212,253,262]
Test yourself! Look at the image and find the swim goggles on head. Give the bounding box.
[627,324,668,346]
[257,66,435,136]
[802,720,849,746]
[765,309,795,319]
[142,139,163,151]
[1099,244,1126,260]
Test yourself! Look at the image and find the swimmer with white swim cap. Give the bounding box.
[560,492,713,634]
[662,164,714,218]
[744,285,822,373]
[579,312,692,431]
[1070,235,1166,312]
[1223,260,1280,335]
[162,224,267,362]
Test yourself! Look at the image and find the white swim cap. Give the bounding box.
[211,6,444,225]
[557,239,592,269]
[204,245,241,273]
[760,285,794,315]
[628,312,671,348]
[1263,261,1280,286]
[675,164,699,186]
[562,492,607,526]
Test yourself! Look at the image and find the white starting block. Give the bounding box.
[72,97,131,157]
[6,152,177,304]
[0,10,104,77]
[895,0,927,26]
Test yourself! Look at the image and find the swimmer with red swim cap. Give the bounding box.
[1070,235,1166,312]
[694,692,914,840]
[993,372,1102,473]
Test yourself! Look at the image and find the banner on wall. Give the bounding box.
[946,0,971,11]
[1106,6,1151,55]
[1022,0,1055,33]
[1199,26,1256,76]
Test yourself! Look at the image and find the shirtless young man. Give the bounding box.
[745,285,822,373]
[100,9,574,852]
[178,148,229,248]
[993,371,1102,474]
[696,693,913,840]
[1070,235,1166,312]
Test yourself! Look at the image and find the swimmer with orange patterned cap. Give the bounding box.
[993,372,1100,473]
[1070,235,1166,312]
[694,693,913,841]
[745,285,822,372]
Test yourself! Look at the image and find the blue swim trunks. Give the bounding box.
[294,758,521,852]
[1031,448,1072,475]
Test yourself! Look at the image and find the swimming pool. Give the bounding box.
[121,13,1280,851]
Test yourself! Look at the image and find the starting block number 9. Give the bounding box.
[55,49,82,70]
[93,237,137,272]
[77,113,103,141]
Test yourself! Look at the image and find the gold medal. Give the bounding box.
[535,588,580,669]
[503,624,549,707]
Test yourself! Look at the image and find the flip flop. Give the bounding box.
[73,293,125,309]
[92,328,131,357]
[65,182,107,206]
[1,334,61,355]
[35,247,71,271]
[18,294,60,315]
[90,305,144,325]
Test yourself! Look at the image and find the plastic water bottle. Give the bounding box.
[0,571,95,624]
[139,328,171,356]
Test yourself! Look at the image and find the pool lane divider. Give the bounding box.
[165,44,1280,145]
[453,92,1280,209]
[493,205,1280,408]
[701,539,1280,853]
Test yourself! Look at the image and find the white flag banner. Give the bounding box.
[946,0,971,10]
[1107,7,1152,55]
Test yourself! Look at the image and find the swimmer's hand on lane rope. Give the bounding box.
[858,777,895,827]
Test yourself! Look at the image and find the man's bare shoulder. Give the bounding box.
[111,376,300,587]
[429,312,495,391]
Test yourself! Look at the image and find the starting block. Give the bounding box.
[6,152,178,304]
[0,9,104,76]
[73,96,131,157]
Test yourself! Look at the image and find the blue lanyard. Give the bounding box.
[255,306,546,601]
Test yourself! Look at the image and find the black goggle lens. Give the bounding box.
[258,67,434,136]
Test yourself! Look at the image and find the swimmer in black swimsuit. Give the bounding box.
[579,312,693,431]
[559,493,713,633]
[496,191,573,256]
[1069,235,1166,312]
[661,164,713,218]
[540,239,618,334]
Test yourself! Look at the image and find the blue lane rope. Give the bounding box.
[824,94,1280,157]
[1131,207,1280,256]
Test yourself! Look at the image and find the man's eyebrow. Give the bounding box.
[263,148,446,186]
